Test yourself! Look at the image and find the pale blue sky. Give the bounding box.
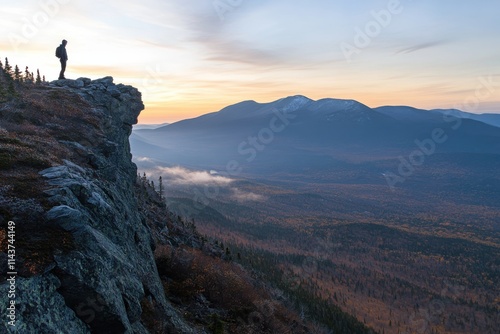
[1,0,499,122]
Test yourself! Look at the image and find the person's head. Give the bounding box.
[62,39,67,46]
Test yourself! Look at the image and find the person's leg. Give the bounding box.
[59,60,67,79]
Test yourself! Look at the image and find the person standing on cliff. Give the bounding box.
[56,39,68,80]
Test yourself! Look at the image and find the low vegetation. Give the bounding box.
[0,58,79,278]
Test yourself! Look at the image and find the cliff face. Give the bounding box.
[0,78,194,333]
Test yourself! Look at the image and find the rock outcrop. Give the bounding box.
[0,78,195,333]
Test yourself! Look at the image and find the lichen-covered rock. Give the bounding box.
[0,275,89,334]
[0,78,197,333]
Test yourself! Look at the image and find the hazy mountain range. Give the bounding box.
[131,95,500,177]
[132,122,169,130]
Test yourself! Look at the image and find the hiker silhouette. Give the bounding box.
[56,39,68,80]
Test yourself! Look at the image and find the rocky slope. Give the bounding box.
[0,77,196,333]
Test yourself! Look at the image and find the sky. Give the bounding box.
[1,0,499,124]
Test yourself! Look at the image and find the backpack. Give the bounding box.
[55,45,62,58]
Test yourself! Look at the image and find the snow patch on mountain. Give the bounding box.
[277,95,313,112]
[306,98,374,122]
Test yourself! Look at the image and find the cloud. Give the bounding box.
[232,188,265,203]
[142,165,265,203]
[396,41,448,55]
[136,157,153,162]
[168,1,304,68]
[158,166,233,186]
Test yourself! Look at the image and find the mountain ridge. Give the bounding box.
[147,95,500,131]
[132,95,500,175]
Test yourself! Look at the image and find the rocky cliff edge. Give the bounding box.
[0,77,195,333]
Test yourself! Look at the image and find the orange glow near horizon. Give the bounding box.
[2,1,499,125]
[137,84,500,124]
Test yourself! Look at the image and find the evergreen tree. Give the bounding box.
[14,65,22,82]
[24,66,31,83]
[36,69,42,84]
[158,176,164,201]
[23,67,35,84]
[4,58,12,78]
[1,58,15,98]
[7,80,15,97]
[0,80,6,102]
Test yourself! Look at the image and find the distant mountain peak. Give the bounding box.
[374,106,500,127]
[275,95,314,112]
[280,94,313,103]
[313,97,367,110]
